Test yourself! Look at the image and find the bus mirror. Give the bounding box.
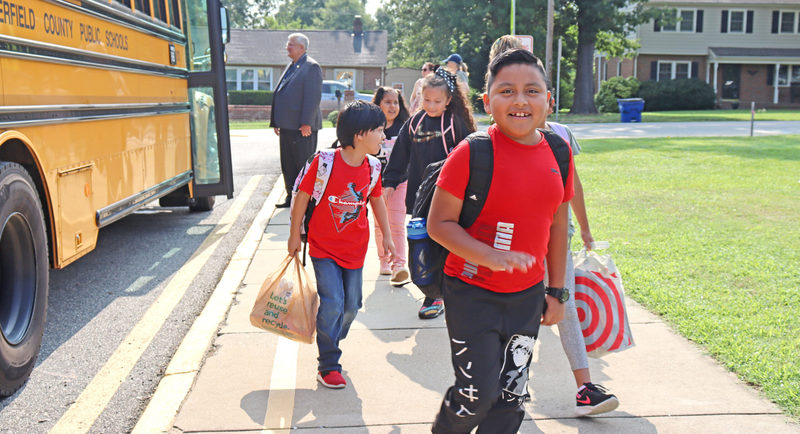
[220,7,230,45]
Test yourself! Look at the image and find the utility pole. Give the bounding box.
[511,0,516,34]
[546,0,554,77]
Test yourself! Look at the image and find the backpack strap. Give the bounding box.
[459,131,493,228]
[539,129,570,188]
[310,149,336,203]
[292,149,335,242]
[440,113,456,155]
[409,111,426,136]
[366,154,381,196]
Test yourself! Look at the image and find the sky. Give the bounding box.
[365,0,382,15]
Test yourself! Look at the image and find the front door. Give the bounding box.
[185,0,233,199]
[721,64,741,100]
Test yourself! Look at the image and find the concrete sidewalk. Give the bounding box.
[162,191,797,433]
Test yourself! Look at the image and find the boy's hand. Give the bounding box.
[581,229,594,250]
[383,187,395,203]
[485,250,535,273]
[541,296,566,325]
[288,233,302,256]
[384,238,397,264]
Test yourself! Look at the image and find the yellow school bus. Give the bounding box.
[0,0,233,395]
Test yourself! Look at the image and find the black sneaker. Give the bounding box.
[418,297,444,319]
[575,382,619,416]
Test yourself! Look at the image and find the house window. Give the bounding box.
[792,66,800,84]
[657,61,691,81]
[256,69,272,90]
[240,69,255,90]
[225,68,238,91]
[662,8,696,32]
[775,65,800,87]
[334,69,356,89]
[780,11,797,33]
[728,10,746,33]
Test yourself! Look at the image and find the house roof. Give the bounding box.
[226,29,388,68]
[710,47,800,57]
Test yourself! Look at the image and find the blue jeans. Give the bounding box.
[310,256,363,374]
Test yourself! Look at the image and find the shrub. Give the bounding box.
[227,90,273,106]
[469,88,485,113]
[637,79,715,111]
[327,110,339,127]
[595,77,640,113]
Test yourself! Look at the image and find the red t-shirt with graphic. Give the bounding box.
[299,149,382,269]
[436,124,574,293]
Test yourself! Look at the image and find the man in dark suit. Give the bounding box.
[270,33,323,208]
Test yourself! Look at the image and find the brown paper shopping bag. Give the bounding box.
[250,254,318,344]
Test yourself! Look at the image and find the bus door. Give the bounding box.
[185,0,233,199]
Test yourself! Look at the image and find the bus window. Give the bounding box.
[170,0,182,29]
[114,0,132,9]
[134,0,151,16]
[152,0,166,23]
[186,0,210,71]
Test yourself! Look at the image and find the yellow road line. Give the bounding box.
[132,175,283,433]
[50,176,261,433]
[263,337,300,433]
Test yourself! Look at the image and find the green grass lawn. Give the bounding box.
[576,134,800,418]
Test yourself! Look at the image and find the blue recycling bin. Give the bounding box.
[617,98,645,123]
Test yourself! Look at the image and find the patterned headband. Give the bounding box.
[435,66,457,93]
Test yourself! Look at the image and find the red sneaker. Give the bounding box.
[317,371,346,389]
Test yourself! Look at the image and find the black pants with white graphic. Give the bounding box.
[432,276,545,434]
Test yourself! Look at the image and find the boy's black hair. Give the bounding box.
[335,100,386,148]
[485,48,548,93]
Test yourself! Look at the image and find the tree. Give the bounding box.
[570,0,654,114]
[225,0,277,28]
[313,0,376,29]
[380,0,579,95]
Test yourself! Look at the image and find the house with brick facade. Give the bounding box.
[225,25,387,94]
[596,0,800,108]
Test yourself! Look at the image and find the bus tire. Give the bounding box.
[0,162,49,398]
[188,196,215,212]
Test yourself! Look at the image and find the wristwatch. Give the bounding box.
[545,286,570,303]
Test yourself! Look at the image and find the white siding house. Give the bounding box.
[597,0,800,108]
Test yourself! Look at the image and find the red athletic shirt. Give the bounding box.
[298,149,382,269]
[436,124,574,293]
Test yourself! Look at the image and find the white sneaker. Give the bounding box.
[390,267,411,286]
[379,261,392,275]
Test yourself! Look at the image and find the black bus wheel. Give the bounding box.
[0,162,49,398]
[189,196,215,212]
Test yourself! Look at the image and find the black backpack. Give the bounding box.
[407,129,571,299]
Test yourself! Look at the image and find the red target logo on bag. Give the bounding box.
[573,249,634,358]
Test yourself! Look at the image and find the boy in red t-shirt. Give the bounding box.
[288,101,396,390]
[428,49,574,432]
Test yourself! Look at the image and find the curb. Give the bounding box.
[132,176,284,433]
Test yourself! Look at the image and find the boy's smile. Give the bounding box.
[483,63,549,146]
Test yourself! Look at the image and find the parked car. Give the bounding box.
[321,80,372,111]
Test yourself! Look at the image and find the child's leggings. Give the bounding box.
[373,180,407,267]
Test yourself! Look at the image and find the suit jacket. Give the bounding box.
[270,53,323,131]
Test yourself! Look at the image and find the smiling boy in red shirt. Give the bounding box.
[428,49,574,433]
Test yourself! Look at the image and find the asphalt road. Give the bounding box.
[0,129,287,432]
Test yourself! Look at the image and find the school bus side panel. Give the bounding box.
[1,0,190,266]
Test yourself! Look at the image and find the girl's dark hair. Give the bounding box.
[372,86,410,126]
[335,100,386,148]
[421,69,477,133]
[423,61,437,72]
[486,48,548,93]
